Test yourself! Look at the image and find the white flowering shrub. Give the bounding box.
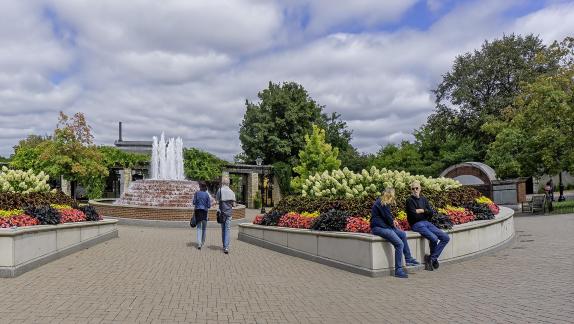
[0,166,53,194]
[302,166,461,198]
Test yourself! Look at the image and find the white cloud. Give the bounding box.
[512,2,574,44]
[2,0,574,162]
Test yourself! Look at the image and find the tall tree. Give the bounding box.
[10,113,108,199]
[417,34,562,174]
[486,66,574,178]
[320,112,353,153]
[319,111,360,170]
[239,81,325,165]
[291,125,341,192]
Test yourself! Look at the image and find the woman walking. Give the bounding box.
[193,182,211,250]
[216,177,236,254]
[371,188,420,278]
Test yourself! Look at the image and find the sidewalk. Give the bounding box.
[0,213,572,323]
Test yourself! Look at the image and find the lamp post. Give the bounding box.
[255,157,266,214]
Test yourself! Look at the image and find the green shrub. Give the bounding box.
[253,192,262,209]
[272,161,292,195]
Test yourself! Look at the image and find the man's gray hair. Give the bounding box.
[221,177,230,186]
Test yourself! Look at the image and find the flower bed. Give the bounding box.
[255,188,499,233]
[0,168,104,229]
[0,200,102,229]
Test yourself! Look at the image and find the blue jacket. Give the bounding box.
[370,198,395,229]
[193,191,211,211]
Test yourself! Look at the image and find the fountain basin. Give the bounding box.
[114,179,216,207]
[90,199,246,225]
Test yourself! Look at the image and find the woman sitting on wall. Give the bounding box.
[371,188,420,278]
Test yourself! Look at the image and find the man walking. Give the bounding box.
[406,181,450,271]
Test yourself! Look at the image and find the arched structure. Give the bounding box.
[440,162,497,198]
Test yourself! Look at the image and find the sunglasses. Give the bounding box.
[411,187,420,190]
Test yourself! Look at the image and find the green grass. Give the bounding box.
[550,199,574,214]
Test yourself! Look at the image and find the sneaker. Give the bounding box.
[405,259,420,266]
[432,259,440,270]
[197,245,202,250]
[394,269,408,278]
[223,249,229,254]
[424,254,433,271]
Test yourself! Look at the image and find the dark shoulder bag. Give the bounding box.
[190,210,197,228]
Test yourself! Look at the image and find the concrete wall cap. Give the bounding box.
[0,219,117,237]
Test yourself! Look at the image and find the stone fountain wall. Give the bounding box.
[90,201,245,221]
[115,179,216,207]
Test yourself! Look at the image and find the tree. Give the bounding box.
[486,66,574,178]
[10,135,52,172]
[239,81,324,165]
[417,34,562,173]
[372,141,426,175]
[320,112,353,153]
[11,112,108,199]
[183,148,226,181]
[338,148,375,172]
[98,146,149,169]
[318,111,361,170]
[291,125,341,192]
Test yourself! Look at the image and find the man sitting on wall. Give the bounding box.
[405,181,450,271]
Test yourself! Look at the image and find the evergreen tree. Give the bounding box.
[291,125,341,192]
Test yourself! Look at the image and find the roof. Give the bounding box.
[439,162,497,181]
[114,140,153,147]
[114,140,152,154]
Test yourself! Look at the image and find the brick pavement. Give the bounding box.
[0,213,572,323]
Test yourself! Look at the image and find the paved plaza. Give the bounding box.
[1,213,573,323]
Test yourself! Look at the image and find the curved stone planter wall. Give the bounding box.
[238,207,514,277]
[90,199,246,227]
[0,219,118,277]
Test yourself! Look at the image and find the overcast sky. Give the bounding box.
[1,0,573,161]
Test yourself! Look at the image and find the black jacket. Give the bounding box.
[406,195,434,227]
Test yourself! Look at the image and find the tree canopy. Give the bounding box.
[239,81,352,167]
[183,147,226,181]
[486,65,574,178]
[291,125,341,192]
[10,112,108,199]
[413,34,563,176]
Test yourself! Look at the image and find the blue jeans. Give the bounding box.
[196,220,207,246]
[371,226,414,270]
[411,220,450,261]
[221,216,231,250]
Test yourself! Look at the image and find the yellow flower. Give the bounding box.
[396,211,407,221]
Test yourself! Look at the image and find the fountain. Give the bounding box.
[114,132,205,207]
[90,133,245,224]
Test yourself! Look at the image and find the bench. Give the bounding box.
[522,194,547,213]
